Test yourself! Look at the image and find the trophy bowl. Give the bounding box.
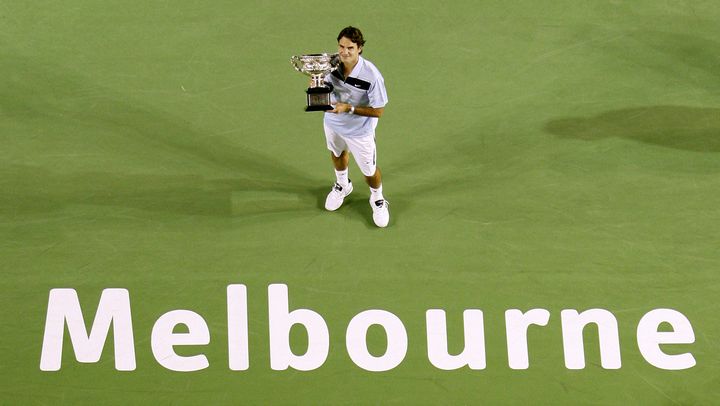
[291,53,340,111]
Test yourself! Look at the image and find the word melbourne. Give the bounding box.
[40,284,696,372]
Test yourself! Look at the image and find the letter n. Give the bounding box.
[40,288,136,371]
[561,309,621,369]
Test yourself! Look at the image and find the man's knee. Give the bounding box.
[364,167,381,180]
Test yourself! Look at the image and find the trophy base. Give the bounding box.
[305,105,334,112]
[305,87,333,112]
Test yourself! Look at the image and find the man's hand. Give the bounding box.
[329,102,352,114]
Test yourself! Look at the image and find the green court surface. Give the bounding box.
[2,1,719,404]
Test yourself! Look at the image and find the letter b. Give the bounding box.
[268,284,329,371]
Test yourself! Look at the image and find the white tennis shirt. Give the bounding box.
[323,55,388,138]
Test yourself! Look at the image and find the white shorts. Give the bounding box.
[324,124,377,176]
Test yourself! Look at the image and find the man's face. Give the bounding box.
[338,36,362,67]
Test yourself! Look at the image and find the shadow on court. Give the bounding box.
[0,164,329,219]
[0,51,331,221]
[305,186,381,229]
[544,105,720,152]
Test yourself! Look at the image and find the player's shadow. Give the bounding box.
[1,50,325,221]
[544,105,720,152]
[345,194,379,230]
[1,164,328,219]
[308,185,380,229]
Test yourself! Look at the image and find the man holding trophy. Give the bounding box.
[292,26,390,227]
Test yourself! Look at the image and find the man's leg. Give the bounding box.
[364,166,381,189]
[325,150,353,211]
[344,134,389,228]
[366,167,389,227]
[331,151,349,171]
[365,166,387,212]
[331,150,351,188]
[360,161,389,229]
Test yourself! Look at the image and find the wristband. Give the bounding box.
[349,105,355,115]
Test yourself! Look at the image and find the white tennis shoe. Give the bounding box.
[371,198,390,227]
[325,181,353,211]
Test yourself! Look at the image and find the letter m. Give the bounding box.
[40,288,136,371]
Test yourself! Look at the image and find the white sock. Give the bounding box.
[370,184,384,202]
[335,169,349,187]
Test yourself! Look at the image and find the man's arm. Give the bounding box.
[330,102,384,118]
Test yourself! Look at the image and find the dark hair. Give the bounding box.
[337,26,365,50]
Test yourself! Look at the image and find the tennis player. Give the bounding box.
[322,26,390,228]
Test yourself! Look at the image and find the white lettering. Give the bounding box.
[426,309,485,370]
[346,310,407,372]
[637,309,696,370]
[151,310,210,372]
[505,309,550,369]
[38,285,698,373]
[268,284,329,371]
[227,284,249,371]
[561,309,621,369]
[40,288,135,371]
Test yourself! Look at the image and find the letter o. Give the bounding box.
[346,310,407,372]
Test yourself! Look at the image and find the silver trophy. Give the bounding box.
[291,53,340,111]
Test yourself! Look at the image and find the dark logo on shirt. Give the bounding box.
[345,77,371,91]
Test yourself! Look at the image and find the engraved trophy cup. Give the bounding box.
[290,53,340,111]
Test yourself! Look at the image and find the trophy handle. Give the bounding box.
[329,53,340,69]
[290,56,309,75]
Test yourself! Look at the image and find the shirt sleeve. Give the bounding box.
[368,75,388,109]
